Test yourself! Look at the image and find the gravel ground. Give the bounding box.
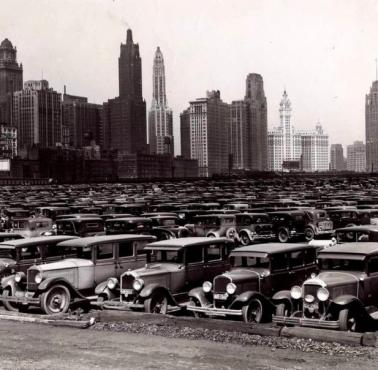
[92,321,377,358]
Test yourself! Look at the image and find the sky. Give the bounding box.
[1,0,378,155]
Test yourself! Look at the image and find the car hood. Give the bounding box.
[129,263,181,278]
[33,258,94,272]
[304,271,362,288]
[0,258,16,270]
[224,268,269,284]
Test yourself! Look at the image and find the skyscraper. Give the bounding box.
[330,144,346,171]
[365,80,378,172]
[148,47,173,155]
[230,100,248,170]
[102,29,146,154]
[244,74,267,171]
[347,141,366,172]
[0,38,23,124]
[180,108,190,159]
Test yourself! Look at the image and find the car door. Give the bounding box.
[116,240,147,275]
[203,243,227,282]
[366,257,378,306]
[17,244,43,273]
[184,246,204,291]
[267,252,290,295]
[94,242,117,284]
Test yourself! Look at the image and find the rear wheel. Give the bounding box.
[144,291,168,314]
[40,284,71,315]
[242,298,264,323]
[304,227,315,241]
[278,228,289,243]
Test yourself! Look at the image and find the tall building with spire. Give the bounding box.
[0,38,23,124]
[148,47,173,155]
[102,29,147,154]
[366,80,378,172]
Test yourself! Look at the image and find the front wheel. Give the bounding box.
[304,227,315,241]
[2,289,20,312]
[40,284,71,315]
[275,303,290,317]
[339,308,360,332]
[278,228,289,243]
[144,291,168,314]
[239,231,251,246]
[188,298,205,318]
[242,298,264,323]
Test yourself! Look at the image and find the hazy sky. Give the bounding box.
[2,0,377,155]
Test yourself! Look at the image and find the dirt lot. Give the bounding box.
[0,320,376,370]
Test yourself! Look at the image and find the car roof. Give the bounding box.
[106,217,152,222]
[57,217,103,222]
[318,242,378,260]
[194,214,235,219]
[230,243,314,258]
[145,237,232,251]
[336,225,378,232]
[57,234,156,247]
[0,235,79,249]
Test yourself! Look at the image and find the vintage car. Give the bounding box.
[11,217,53,238]
[303,209,333,241]
[268,211,308,243]
[186,243,318,323]
[35,206,72,221]
[97,237,234,313]
[326,209,361,229]
[0,234,156,314]
[105,217,153,235]
[56,217,105,237]
[273,243,378,331]
[0,235,78,310]
[0,233,24,242]
[185,214,237,241]
[234,213,275,245]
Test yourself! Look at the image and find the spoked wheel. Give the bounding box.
[278,229,289,243]
[2,289,20,312]
[40,284,71,315]
[304,227,315,241]
[144,291,168,314]
[242,298,264,323]
[339,308,361,332]
[188,298,206,318]
[240,232,251,246]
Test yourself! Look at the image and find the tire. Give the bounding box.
[177,228,189,238]
[339,308,360,332]
[40,284,71,315]
[277,228,289,243]
[188,298,205,318]
[2,289,20,312]
[239,231,251,246]
[207,233,216,238]
[304,227,315,241]
[226,227,237,240]
[242,298,264,323]
[144,291,168,314]
[276,303,290,317]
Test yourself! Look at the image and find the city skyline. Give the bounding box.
[1,0,377,155]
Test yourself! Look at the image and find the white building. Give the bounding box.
[268,90,329,171]
[148,47,173,155]
[347,141,366,172]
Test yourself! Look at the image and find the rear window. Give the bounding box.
[271,253,288,271]
[320,258,364,271]
[231,256,269,268]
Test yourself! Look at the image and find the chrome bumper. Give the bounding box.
[0,292,40,305]
[96,300,144,311]
[273,315,340,329]
[186,305,242,317]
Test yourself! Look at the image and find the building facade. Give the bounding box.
[366,80,378,172]
[347,141,366,172]
[181,91,230,177]
[330,143,346,171]
[180,108,191,159]
[0,38,23,124]
[268,90,329,172]
[230,100,248,170]
[244,74,267,171]
[62,89,102,148]
[102,29,146,155]
[12,80,62,150]
[0,125,17,158]
[148,47,173,155]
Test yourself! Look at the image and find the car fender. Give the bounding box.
[331,295,363,308]
[239,228,255,240]
[229,291,274,311]
[139,283,176,305]
[94,280,118,300]
[1,275,19,294]
[188,287,210,307]
[206,231,220,238]
[271,290,293,310]
[38,277,85,299]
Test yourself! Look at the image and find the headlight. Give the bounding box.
[290,286,302,299]
[132,278,144,291]
[304,294,315,303]
[317,287,329,301]
[202,281,212,293]
[35,273,43,284]
[15,272,25,283]
[107,278,118,290]
[226,283,236,295]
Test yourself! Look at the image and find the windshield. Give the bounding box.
[336,231,371,243]
[0,248,16,259]
[320,258,365,272]
[230,256,270,268]
[148,250,184,264]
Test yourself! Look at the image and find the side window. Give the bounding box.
[290,250,305,268]
[186,247,203,264]
[118,241,133,258]
[206,244,221,262]
[20,245,41,260]
[368,258,378,274]
[304,249,316,265]
[45,244,64,258]
[271,253,288,272]
[134,241,148,255]
[96,243,114,260]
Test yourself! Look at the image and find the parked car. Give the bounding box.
[0,235,78,310]
[185,214,237,241]
[303,209,333,241]
[98,237,234,313]
[326,209,361,229]
[0,234,156,314]
[234,213,275,245]
[11,217,53,238]
[273,243,378,331]
[56,217,105,237]
[187,243,318,323]
[0,233,24,242]
[268,211,308,242]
